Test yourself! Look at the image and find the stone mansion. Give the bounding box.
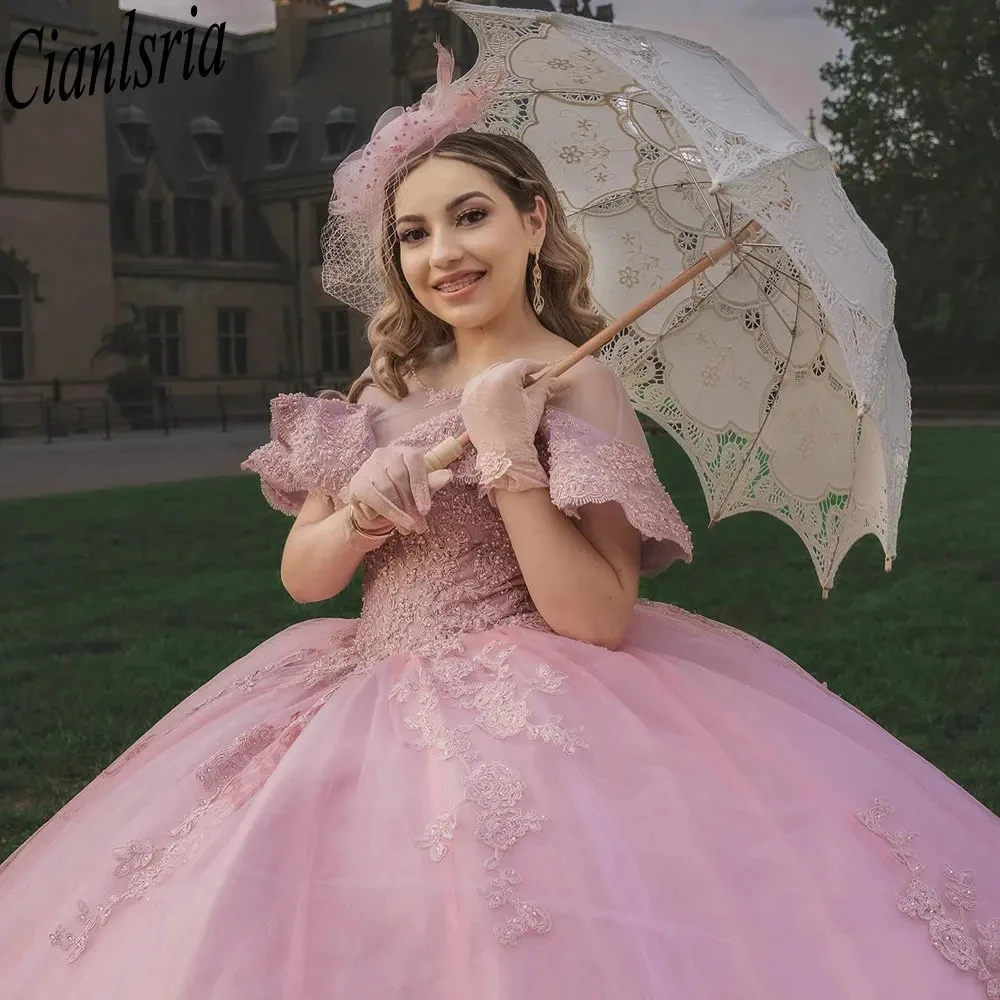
[0,0,612,414]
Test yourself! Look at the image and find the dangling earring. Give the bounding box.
[531,246,544,315]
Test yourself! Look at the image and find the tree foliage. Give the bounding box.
[816,0,1000,378]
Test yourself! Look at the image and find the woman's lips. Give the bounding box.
[435,272,485,298]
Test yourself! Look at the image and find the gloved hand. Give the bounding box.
[338,444,453,540]
[459,358,569,505]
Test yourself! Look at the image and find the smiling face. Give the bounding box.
[392,156,546,329]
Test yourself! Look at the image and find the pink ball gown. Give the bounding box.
[1,360,997,1000]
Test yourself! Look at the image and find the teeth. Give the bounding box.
[438,274,481,292]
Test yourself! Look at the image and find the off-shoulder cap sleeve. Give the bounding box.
[538,358,693,576]
[240,392,376,515]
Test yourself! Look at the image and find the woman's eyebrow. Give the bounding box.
[395,191,495,226]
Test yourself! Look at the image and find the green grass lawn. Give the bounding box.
[1,426,998,862]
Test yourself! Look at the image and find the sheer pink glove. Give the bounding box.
[337,444,453,542]
[459,358,569,506]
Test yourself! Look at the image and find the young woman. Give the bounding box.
[1,46,997,1000]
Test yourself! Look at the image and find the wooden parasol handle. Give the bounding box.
[354,220,760,525]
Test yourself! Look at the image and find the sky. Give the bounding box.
[134,0,848,139]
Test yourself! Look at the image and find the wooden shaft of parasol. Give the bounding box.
[525,219,761,382]
[438,218,760,455]
[354,219,760,525]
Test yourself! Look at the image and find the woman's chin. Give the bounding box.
[428,299,500,328]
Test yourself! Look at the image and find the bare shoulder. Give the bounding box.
[356,380,394,408]
[552,350,619,391]
[543,348,623,419]
[532,333,579,363]
[352,367,398,410]
[512,337,620,402]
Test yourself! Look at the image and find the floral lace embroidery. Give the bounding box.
[476,451,514,488]
[194,723,278,795]
[857,797,1000,996]
[406,371,463,407]
[49,655,360,965]
[390,639,586,945]
[343,414,553,666]
[99,646,330,780]
[474,445,552,507]
[240,393,376,516]
[101,733,158,777]
[540,408,692,576]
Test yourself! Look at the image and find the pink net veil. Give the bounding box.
[320,42,501,317]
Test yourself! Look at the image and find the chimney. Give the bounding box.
[559,1,578,13]
[274,0,329,89]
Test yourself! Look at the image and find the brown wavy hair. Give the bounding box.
[336,131,606,404]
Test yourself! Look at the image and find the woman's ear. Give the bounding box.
[527,193,548,246]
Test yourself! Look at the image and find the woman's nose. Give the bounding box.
[428,228,462,267]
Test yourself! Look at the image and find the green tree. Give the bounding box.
[816,0,1000,378]
[91,307,158,426]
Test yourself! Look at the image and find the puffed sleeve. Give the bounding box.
[537,358,693,576]
[240,392,376,516]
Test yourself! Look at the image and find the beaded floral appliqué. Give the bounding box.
[857,797,1000,996]
[98,645,329,780]
[390,639,587,945]
[49,645,357,965]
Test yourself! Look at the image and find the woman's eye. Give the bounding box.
[398,209,485,244]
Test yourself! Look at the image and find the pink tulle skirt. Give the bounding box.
[1,602,998,999]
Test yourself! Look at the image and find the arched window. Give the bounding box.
[267,114,298,168]
[116,104,154,162]
[323,106,356,160]
[190,115,224,170]
[0,269,25,380]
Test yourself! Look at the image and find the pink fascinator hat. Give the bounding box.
[320,42,499,316]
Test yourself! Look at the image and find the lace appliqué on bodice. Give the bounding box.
[857,798,1000,997]
[349,410,552,667]
[332,400,693,668]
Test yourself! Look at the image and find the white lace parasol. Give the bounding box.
[436,1,911,595]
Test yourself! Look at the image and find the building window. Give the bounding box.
[191,116,224,170]
[174,197,211,258]
[119,121,152,159]
[149,199,165,255]
[323,106,356,160]
[319,307,350,374]
[220,206,235,258]
[267,115,298,168]
[217,308,248,375]
[113,192,138,252]
[116,105,153,161]
[144,307,182,377]
[0,271,25,381]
